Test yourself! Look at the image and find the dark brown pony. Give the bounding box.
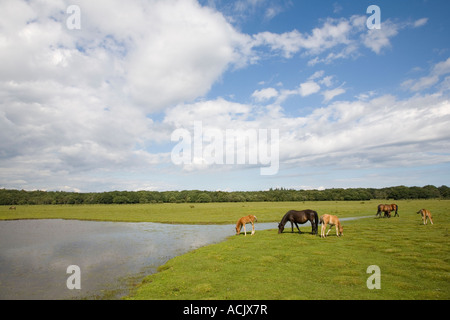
[376,204,398,218]
[278,209,318,235]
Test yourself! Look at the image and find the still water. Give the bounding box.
[0,219,277,300]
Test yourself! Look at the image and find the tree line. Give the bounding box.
[0,185,449,205]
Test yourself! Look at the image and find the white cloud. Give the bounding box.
[361,20,399,54]
[322,87,346,103]
[121,1,252,111]
[277,93,450,171]
[228,0,291,23]
[402,57,450,92]
[163,89,450,177]
[250,17,356,59]
[299,81,321,97]
[0,0,254,113]
[309,70,325,80]
[164,98,253,129]
[252,87,279,102]
[413,18,428,28]
[355,91,377,101]
[251,14,412,65]
[432,57,450,76]
[0,0,447,191]
[319,76,334,87]
[0,0,256,187]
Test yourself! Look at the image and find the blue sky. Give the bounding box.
[0,0,449,192]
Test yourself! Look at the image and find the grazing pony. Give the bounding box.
[376,204,398,218]
[320,214,343,238]
[278,209,318,235]
[235,215,257,236]
[9,206,16,210]
[417,209,433,225]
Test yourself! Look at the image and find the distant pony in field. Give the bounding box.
[278,209,318,235]
[320,214,343,238]
[417,209,433,225]
[376,204,398,218]
[9,206,16,210]
[236,215,257,236]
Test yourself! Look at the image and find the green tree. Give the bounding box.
[196,193,212,203]
[113,195,130,204]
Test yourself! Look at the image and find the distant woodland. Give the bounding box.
[1,185,449,205]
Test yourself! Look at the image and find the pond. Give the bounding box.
[0,219,278,300]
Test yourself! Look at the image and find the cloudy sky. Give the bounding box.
[1,0,450,192]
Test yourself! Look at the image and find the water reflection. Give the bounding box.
[0,219,277,300]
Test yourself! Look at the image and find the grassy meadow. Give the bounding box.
[0,199,422,223]
[125,200,448,300]
[1,200,449,299]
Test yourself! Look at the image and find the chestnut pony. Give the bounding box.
[320,214,343,238]
[235,215,257,236]
[376,204,398,218]
[417,209,433,225]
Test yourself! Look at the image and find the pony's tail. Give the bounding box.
[314,211,319,234]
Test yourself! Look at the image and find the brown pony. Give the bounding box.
[320,214,343,238]
[236,215,257,236]
[376,204,398,218]
[417,209,433,225]
[9,206,16,210]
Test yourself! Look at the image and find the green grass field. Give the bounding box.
[125,200,450,300]
[0,200,419,223]
[1,200,449,299]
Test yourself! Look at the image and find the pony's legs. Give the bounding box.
[251,222,255,235]
[294,222,301,233]
[243,223,247,236]
[321,223,326,238]
[429,215,433,225]
[326,225,332,236]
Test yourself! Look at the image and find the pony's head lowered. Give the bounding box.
[277,222,284,234]
[338,224,344,236]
